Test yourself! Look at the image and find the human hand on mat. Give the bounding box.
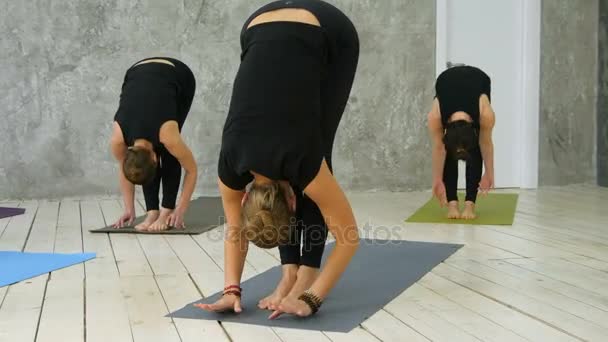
[113,210,135,228]
[268,296,312,319]
[432,180,448,207]
[167,207,186,229]
[195,295,242,313]
[478,173,494,195]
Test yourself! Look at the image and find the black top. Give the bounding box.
[114,62,179,147]
[218,22,328,191]
[435,66,491,129]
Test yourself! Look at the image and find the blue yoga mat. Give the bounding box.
[0,251,96,287]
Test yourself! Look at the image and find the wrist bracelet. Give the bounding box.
[224,285,242,292]
[223,290,241,298]
[298,290,323,315]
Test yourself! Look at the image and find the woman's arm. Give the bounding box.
[428,99,448,206]
[110,122,135,218]
[303,160,360,299]
[428,99,446,183]
[218,179,248,287]
[479,95,496,190]
[160,122,198,211]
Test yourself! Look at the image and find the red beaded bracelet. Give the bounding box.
[223,290,242,298]
[224,285,242,291]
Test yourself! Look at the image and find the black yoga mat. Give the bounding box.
[168,238,463,332]
[90,197,224,235]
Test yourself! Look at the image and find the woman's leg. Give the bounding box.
[443,153,461,218]
[462,146,483,219]
[290,4,360,299]
[137,165,162,230]
[144,149,181,231]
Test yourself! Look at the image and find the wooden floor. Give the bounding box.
[1,184,607,342]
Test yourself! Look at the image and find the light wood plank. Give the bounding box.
[0,201,38,251]
[0,201,21,236]
[80,200,119,278]
[120,275,181,342]
[0,275,47,342]
[155,274,230,342]
[398,283,527,342]
[37,200,86,342]
[562,256,608,272]
[85,277,134,342]
[52,199,85,278]
[384,296,483,342]
[36,278,85,342]
[23,201,59,252]
[137,235,188,275]
[479,258,608,312]
[507,257,608,296]
[0,201,60,341]
[360,309,430,342]
[435,262,608,340]
[419,273,577,341]
[164,235,222,273]
[98,200,152,276]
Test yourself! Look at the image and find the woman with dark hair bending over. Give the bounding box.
[428,65,496,219]
[109,57,198,231]
[197,0,360,318]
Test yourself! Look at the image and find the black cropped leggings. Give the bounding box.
[242,0,359,268]
[133,57,196,212]
[443,146,483,203]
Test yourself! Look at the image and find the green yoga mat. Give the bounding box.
[405,193,519,225]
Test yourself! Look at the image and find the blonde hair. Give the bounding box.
[242,182,293,249]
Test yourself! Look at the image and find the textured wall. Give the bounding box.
[0,0,436,199]
[599,0,608,187]
[539,0,599,185]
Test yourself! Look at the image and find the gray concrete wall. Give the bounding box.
[598,0,608,187]
[539,0,599,185]
[0,0,436,199]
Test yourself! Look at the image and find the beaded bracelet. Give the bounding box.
[298,290,323,315]
[223,290,241,298]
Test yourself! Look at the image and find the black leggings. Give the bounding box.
[242,0,359,268]
[135,57,196,211]
[443,146,483,203]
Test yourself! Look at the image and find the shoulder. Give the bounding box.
[159,120,180,145]
[110,121,126,144]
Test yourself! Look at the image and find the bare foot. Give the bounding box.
[148,207,174,232]
[286,265,320,299]
[447,201,461,219]
[461,201,477,220]
[258,265,298,310]
[135,210,159,231]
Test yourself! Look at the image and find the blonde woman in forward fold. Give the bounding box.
[197,0,360,318]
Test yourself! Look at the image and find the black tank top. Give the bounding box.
[435,66,491,129]
[114,60,180,147]
[218,22,328,191]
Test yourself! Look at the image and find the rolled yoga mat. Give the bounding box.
[405,193,519,225]
[167,238,462,332]
[90,196,224,235]
[0,207,25,220]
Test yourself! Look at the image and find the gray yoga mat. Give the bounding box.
[168,238,463,332]
[90,196,224,235]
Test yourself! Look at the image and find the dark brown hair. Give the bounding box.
[443,120,478,160]
[122,147,157,185]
